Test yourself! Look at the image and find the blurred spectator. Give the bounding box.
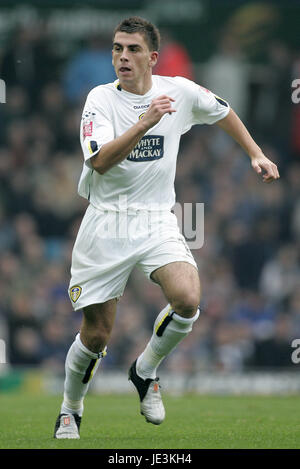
[223,216,277,290]
[6,291,42,366]
[62,34,116,103]
[0,86,30,131]
[154,30,194,80]
[37,82,67,139]
[203,32,250,121]
[246,315,295,370]
[229,290,276,325]
[259,244,300,305]
[40,317,71,372]
[9,327,42,367]
[213,320,253,372]
[0,25,60,106]
[250,41,292,146]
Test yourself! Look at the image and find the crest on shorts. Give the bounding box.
[70,285,82,303]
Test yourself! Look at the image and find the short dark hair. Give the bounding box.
[113,16,160,51]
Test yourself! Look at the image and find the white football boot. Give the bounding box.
[129,360,165,425]
[54,413,81,439]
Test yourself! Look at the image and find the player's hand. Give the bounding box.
[141,95,176,129]
[251,152,280,183]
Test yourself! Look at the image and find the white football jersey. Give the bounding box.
[78,75,230,211]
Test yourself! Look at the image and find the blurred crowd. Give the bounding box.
[0,21,300,378]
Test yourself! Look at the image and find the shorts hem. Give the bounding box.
[148,258,198,282]
[71,292,124,311]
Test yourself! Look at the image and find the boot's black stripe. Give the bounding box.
[82,358,97,384]
[156,313,173,337]
[129,360,154,401]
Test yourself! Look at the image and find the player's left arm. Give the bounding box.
[216,108,280,183]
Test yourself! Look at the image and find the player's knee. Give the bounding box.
[171,292,200,318]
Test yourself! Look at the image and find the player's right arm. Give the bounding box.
[90,95,175,174]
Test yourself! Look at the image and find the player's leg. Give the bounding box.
[136,261,200,380]
[54,299,117,439]
[129,261,200,425]
[54,202,136,437]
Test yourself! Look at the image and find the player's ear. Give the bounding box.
[149,51,158,68]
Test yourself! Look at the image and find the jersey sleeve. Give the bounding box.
[192,84,230,125]
[80,88,114,167]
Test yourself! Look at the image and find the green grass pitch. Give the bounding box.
[1,391,300,449]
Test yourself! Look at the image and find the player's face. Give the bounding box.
[112,32,158,89]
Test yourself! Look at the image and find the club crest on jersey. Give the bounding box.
[70,285,82,303]
[127,135,164,162]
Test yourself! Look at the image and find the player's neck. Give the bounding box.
[119,74,153,96]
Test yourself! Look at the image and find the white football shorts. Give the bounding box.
[68,203,198,310]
